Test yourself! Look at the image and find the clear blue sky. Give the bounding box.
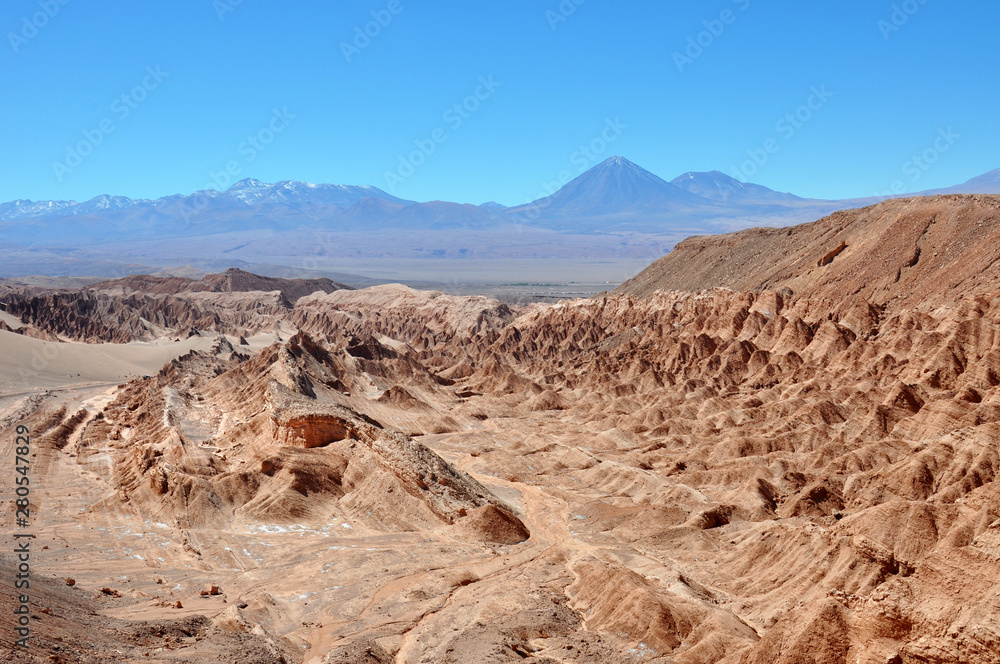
[2,0,997,205]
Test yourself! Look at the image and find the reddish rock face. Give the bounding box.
[274,414,354,448]
[618,194,1000,315]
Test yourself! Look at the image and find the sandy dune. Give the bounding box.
[0,329,283,397]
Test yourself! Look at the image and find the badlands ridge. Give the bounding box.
[3,195,1000,663]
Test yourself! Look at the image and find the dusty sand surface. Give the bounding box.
[0,330,282,396]
[4,200,1000,663]
[0,311,23,330]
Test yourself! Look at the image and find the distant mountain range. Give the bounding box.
[505,156,710,230]
[4,158,997,230]
[670,170,805,203]
[0,179,412,222]
[922,167,1000,195]
[1,158,998,279]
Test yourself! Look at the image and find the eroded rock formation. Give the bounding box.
[5,196,1000,663]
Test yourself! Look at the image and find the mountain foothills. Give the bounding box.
[4,194,1000,662]
[2,159,998,278]
[618,194,1000,306]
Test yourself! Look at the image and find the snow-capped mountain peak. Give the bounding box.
[228,178,269,191]
[0,199,78,221]
[670,170,802,203]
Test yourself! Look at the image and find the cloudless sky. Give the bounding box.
[1,0,997,205]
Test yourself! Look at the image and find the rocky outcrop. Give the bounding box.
[617,194,1000,314]
[0,268,351,342]
[91,267,351,302]
[86,331,526,538]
